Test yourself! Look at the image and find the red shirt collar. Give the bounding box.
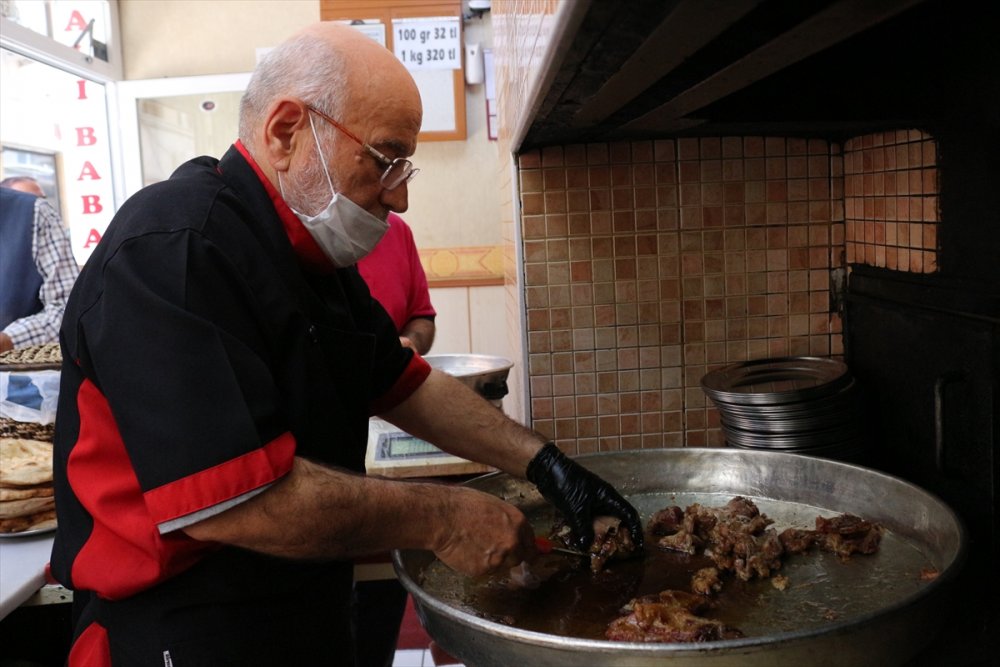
[232,140,335,274]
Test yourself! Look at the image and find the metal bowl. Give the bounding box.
[424,354,513,402]
[393,448,965,667]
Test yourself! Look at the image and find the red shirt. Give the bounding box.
[358,213,436,332]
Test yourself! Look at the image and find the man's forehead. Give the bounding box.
[354,109,421,156]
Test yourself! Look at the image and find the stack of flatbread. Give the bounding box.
[0,438,56,534]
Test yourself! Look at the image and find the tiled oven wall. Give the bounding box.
[491,1,941,454]
[843,130,940,273]
[517,138,846,451]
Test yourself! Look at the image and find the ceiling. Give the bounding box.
[519,0,998,149]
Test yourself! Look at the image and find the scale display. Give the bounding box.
[365,416,492,477]
[374,432,451,461]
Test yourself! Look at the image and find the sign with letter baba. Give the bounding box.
[65,75,114,266]
[52,2,115,266]
[391,16,461,70]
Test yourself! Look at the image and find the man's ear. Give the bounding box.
[263,99,309,171]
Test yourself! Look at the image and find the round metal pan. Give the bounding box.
[719,411,862,434]
[712,381,862,419]
[720,421,864,446]
[701,357,851,406]
[394,449,964,667]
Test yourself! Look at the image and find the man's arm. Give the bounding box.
[182,455,535,577]
[183,371,545,575]
[380,370,645,548]
[399,316,435,355]
[184,374,642,574]
[380,369,546,476]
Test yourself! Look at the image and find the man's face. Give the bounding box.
[283,103,420,220]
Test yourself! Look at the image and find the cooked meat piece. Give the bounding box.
[815,514,884,559]
[550,521,575,547]
[771,574,790,591]
[657,529,701,555]
[731,528,784,581]
[919,567,940,581]
[690,567,722,595]
[674,498,783,582]
[816,513,874,535]
[588,517,638,573]
[648,506,684,536]
[779,527,819,554]
[606,589,744,643]
[684,503,717,534]
[550,516,640,573]
[723,496,761,519]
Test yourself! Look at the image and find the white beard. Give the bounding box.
[281,142,338,217]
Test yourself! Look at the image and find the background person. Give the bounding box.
[50,23,641,666]
[2,175,46,198]
[358,212,436,354]
[0,177,79,353]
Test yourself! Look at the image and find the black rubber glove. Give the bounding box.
[526,443,644,551]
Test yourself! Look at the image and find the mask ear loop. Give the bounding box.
[306,111,336,197]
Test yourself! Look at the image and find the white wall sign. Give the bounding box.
[391,17,461,70]
[65,76,114,265]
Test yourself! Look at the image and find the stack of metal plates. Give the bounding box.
[701,356,869,463]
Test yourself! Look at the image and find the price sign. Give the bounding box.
[391,16,461,70]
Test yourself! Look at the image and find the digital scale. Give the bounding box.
[364,417,492,478]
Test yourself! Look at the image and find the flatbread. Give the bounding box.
[0,509,56,533]
[0,437,53,487]
[0,494,55,519]
[0,484,54,501]
[0,418,55,442]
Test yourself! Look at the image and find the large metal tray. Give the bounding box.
[394,449,965,667]
[701,357,850,405]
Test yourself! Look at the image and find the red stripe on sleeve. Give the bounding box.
[68,621,110,667]
[143,432,296,526]
[69,380,211,599]
[369,353,431,415]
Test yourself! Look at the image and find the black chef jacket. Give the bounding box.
[51,143,430,666]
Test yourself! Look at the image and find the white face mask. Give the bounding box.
[282,113,388,268]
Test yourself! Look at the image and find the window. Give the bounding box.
[1,0,113,62]
[0,45,116,265]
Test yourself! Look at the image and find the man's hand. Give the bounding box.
[526,443,643,551]
[431,486,537,577]
[399,317,434,355]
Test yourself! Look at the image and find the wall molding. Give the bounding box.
[420,245,504,287]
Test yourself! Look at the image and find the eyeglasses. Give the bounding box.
[307,105,418,190]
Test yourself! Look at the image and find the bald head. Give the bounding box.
[238,23,421,152]
[1,176,45,198]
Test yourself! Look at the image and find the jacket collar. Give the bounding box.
[230,140,336,275]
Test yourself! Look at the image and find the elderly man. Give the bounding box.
[0,177,78,353]
[51,22,641,666]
